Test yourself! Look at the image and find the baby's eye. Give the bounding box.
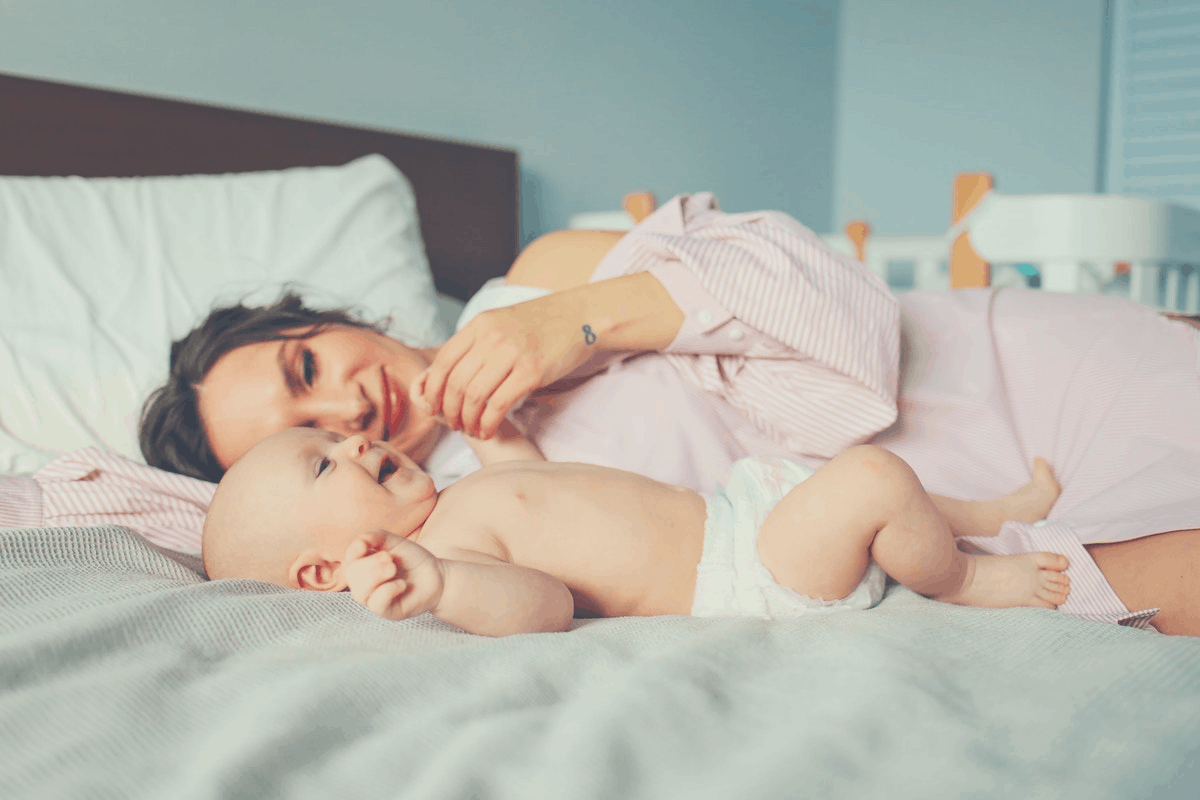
[316,456,331,477]
[302,350,317,386]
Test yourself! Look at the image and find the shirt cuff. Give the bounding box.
[963,520,1160,631]
[650,262,758,355]
[0,475,45,528]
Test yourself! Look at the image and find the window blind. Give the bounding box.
[1107,0,1200,208]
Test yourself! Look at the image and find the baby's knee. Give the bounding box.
[832,445,922,498]
[834,444,908,473]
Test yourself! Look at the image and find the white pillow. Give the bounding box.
[0,154,447,476]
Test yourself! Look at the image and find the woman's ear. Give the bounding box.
[289,550,348,592]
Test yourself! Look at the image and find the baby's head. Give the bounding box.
[202,428,437,590]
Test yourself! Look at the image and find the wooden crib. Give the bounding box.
[590,176,1200,313]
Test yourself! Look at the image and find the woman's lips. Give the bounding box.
[381,368,405,441]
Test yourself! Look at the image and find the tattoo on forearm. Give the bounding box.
[581,324,597,345]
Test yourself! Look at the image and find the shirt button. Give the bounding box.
[698,310,713,324]
[729,328,744,341]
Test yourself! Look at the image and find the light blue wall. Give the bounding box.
[0,0,839,244]
[833,0,1108,234]
[0,1,1115,241]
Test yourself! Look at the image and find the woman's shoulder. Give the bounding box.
[503,230,625,291]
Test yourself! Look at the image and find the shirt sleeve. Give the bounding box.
[588,192,901,460]
[32,448,215,554]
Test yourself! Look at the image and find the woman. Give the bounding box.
[140,193,1200,635]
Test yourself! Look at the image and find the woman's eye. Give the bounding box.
[316,457,331,477]
[302,350,316,386]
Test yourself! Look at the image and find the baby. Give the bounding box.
[203,426,1069,636]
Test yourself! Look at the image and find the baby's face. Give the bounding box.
[235,427,437,559]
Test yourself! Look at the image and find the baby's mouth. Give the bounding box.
[378,457,398,484]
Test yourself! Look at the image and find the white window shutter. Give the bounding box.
[1106,0,1200,208]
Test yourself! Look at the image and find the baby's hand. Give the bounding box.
[344,531,444,621]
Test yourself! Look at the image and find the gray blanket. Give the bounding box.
[2,525,1198,799]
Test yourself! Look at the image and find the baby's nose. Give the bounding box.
[339,433,371,457]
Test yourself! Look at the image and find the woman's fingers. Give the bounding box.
[440,349,492,431]
[419,327,477,417]
[473,368,538,439]
[459,358,521,437]
[420,304,583,432]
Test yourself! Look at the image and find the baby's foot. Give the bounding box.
[940,552,1071,609]
[968,458,1062,536]
[1006,458,1062,523]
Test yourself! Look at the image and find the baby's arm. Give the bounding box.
[344,531,573,636]
[463,418,545,466]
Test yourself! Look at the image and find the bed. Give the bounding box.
[3,73,1200,799]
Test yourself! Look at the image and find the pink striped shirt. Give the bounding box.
[1,448,215,554]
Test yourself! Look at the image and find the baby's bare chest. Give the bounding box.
[427,464,707,572]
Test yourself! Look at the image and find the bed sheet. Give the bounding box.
[2,524,1198,799]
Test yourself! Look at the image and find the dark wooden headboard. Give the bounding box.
[0,72,519,301]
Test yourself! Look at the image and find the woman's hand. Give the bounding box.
[344,531,444,621]
[414,273,685,439]
[415,297,593,439]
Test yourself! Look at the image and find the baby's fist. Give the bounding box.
[344,531,444,620]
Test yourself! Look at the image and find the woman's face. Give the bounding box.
[197,325,444,470]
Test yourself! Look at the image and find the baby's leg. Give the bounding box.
[757,446,1071,609]
[931,457,1061,538]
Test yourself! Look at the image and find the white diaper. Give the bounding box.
[691,457,887,618]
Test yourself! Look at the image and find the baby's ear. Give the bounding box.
[290,550,348,592]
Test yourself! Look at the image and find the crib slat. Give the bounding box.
[1129,262,1158,308]
[1164,266,1181,312]
[1039,260,1087,294]
[916,259,944,291]
[865,255,887,283]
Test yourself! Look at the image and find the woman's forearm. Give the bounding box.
[558,271,685,355]
[504,228,684,355]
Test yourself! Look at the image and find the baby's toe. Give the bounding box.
[1033,552,1069,572]
[1038,580,1071,605]
[1044,571,1070,588]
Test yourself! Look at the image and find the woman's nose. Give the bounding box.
[307,390,372,436]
